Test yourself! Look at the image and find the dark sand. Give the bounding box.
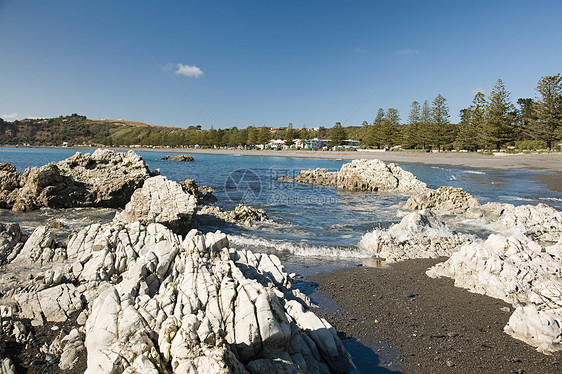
[311,259,562,374]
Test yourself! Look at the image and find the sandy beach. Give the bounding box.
[153,148,562,192]
[311,259,562,374]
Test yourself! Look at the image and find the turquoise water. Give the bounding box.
[1,147,561,272]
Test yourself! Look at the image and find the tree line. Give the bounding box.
[0,74,560,150]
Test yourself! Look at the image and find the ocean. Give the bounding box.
[1,147,561,275]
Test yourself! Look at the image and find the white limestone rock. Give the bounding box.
[12,226,64,265]
[284,159,427,193]
[359,209,470,262]
[402,186,481,214]
[0,223,23,264]
[78,223,355,373]
[58,328,86,370]
[483,203,562,243]
[114,176,197,235]
[57,149,154,208]
[37,283,84,323]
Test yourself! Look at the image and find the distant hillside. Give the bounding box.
[0,114,197,147]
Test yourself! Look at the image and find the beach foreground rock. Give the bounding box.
[281,159,427,193]
[0,218,356,373]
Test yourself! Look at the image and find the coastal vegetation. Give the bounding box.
[1,74,560,151]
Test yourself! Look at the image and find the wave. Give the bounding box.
[463,170,486,175]
[228,234,372,259]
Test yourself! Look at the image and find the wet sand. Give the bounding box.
[311,259,562,374]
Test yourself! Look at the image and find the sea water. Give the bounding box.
[1,147,561,274]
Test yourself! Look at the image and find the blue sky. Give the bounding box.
[1,1,561,129]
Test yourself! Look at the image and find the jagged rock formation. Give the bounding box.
[114,176,198,235]
[282,159,427,193]
[180,179,217,204]
[0,149,153,212]
[402,186,481,214]
[160,154,195,162]
[359,209,470,262]
[476,203,562,243]
[0,223,24,264]
[198,204,269,226]
[0,218,356,373]
[81,225,355,373]
[427,234,562,353]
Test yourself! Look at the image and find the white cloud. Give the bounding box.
[397,48,422,55]
[175,63,204,78]
[1,112,20,120]
[353,47,367,54]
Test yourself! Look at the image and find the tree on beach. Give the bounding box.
[430,94,450,150]
[373,108,385,126]
[257,126,271,145]
[329,122,347,147]
[456,92,486,150]
[406,101,421,148]
[484,79,516,149]
[418,100,432,149]
[532,74,562,148]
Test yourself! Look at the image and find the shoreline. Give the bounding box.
[4,146,560,192]
[311,259,562,374]
[127,148,562,193]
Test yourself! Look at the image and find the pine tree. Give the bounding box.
[373,108,385,126]
[419,100,431,149]
[430,94,450,150]
[485,79,516,149]
[533,74,562,148]
[329,122,346,147]
[406,101,421,148]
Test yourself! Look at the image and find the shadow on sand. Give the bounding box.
[342,334,403,374]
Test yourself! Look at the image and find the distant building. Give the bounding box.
[293,139,305,149]
[305,138,329,150]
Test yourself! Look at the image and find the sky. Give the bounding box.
[1,1,561,129]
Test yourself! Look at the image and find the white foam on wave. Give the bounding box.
[228,234,372,259]
[463,170,486,175]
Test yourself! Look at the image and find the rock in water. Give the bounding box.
[114,175,198,235]
[282,159,427,193]
[160,154,195,162]
[402,186,481,214]
[180,178,218,204]
[427,234,562,353]
[0,149,153,211]
[197,204,269,226]
[359,209,470,262]
[57,149,153,208]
